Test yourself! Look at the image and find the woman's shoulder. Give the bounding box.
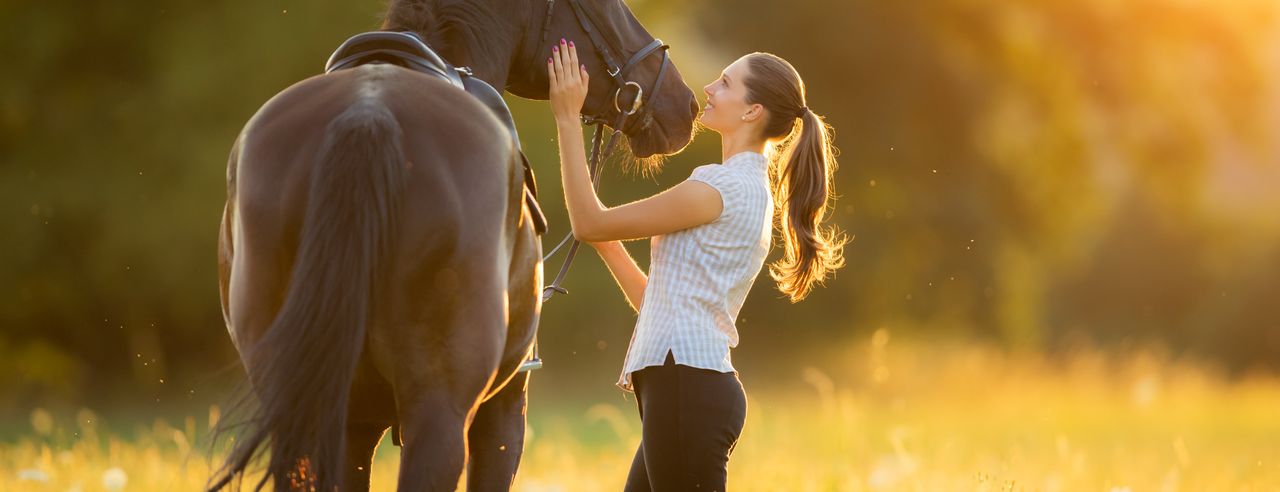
[691,161,766,192]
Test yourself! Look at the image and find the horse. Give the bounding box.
[210,0,699,490]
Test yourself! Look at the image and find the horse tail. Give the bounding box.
[210,98,404,491]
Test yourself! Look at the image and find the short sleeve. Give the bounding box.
[687,164,739,222]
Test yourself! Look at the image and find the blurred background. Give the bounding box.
[2,0,1280,488]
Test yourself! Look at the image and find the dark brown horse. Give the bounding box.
[211,0,698,490]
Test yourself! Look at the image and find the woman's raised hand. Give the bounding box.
[548,38,590,125]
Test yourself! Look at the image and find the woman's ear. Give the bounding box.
[742,103,765,122]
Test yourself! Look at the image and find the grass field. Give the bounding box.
[4,333,1279,491]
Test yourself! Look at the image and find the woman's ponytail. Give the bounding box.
[770,108,845,302]
[744,53,847,302]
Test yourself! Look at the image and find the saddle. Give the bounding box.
[325,31,548,236]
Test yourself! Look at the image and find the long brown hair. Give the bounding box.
[743,52,846,302]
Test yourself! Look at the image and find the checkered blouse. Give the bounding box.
[617,151,774,392]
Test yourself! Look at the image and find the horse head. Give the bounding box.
[382,0,698,161]
[510,0,699,160]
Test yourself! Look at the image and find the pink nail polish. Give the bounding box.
[560,38,566,44]
[553,45,558,52]
[569,41,575,48]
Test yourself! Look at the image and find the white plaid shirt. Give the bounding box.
[617,151,773,392]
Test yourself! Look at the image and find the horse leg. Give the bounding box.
[384,289,506,491]
[467,224,539,491]
[465,370,529,491]
[392,391,472,491]
[465,185,542,491]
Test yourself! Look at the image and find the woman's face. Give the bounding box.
[699,57,761,135]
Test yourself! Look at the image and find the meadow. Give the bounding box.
[4,332,1279,491]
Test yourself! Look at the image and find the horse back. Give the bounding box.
[227,63,521,352]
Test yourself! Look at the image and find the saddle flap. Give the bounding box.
[463,76,548,236]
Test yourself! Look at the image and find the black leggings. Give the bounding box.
[624,351,747,492]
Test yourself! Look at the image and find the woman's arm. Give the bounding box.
[548,39,723,243]
[590,241,648,313]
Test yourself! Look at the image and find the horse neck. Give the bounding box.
[382,0,528,88]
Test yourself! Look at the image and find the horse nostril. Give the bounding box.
[689,98,699,118]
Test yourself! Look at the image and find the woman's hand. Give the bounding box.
[548,38,589,125]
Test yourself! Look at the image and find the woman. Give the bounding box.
[548,39,845,490]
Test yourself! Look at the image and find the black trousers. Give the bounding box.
[623,351,747,492]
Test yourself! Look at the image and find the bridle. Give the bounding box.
[521,0,673,371]
[539,0,671,127]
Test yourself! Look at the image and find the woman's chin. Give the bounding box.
[697,116,719,135]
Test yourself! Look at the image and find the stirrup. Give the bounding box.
[518,357,543,372]
[519,340,543,372]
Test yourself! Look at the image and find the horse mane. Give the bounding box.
[382,0,513,68]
